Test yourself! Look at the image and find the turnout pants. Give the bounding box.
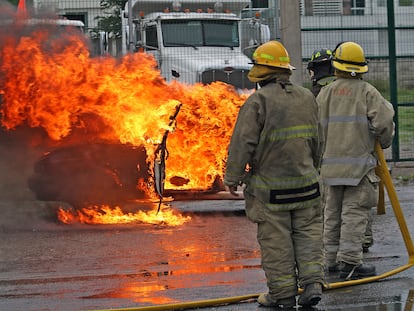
[245,191,324,299]
[324,174,379,267]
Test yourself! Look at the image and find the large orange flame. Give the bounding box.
[57,203,191,226]
[0,15,250,225]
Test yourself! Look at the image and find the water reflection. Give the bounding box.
[315,289,414,311]
[78,212,264,306]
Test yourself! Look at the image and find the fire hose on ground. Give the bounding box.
[91,142,414,311]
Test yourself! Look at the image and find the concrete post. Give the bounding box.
[280,0,303,85]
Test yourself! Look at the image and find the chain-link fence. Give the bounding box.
[301,5,414,162]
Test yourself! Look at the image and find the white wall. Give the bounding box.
[33,0,102,30]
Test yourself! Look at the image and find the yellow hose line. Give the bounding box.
[374,142,414,258]
[375,165,386,215]
[404,289,414,311]
[90,143,414,311]
[325,263,414,290]
[88,294,259,311]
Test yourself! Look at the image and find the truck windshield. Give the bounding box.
[162,20,239,47]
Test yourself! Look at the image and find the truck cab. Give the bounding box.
[122,0,270,91]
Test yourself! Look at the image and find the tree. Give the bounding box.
[94,0,127,38]
[6,0,18,6]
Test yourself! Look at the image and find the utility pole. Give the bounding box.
[128,0,134,52]
[279,0,303,85]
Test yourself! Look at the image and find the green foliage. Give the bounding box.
[399,0,414,6]
[367,80,414,145]
[7,0,18,6]
[395,173,414,185]
[398,106,414,143]
[93,0,128,38]
[99,0,128,10]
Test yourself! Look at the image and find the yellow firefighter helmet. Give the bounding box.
[332,41,368,73]
[252,41,295,70]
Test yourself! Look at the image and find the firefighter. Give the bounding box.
[224,40,325,308]
[307,48,335,97]
[307,47,375,253]
[317,41,395,280]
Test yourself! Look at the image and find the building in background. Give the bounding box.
[28,0,414,59]
[31,0,109,55]
[33,0,99,30]
[299,0,414,58]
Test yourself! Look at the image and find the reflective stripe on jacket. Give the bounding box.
[317,77,395,186]
[224,79,323,211]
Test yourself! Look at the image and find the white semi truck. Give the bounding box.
[121,0,270,90]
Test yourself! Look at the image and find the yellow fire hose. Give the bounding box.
[91,142,414,311]
[375,141,414,259]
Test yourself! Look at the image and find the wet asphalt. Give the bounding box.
[1,183,414,311]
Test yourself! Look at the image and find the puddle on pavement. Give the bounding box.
[2,202,414,311]
[315,288,414,311]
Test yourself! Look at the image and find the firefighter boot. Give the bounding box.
[298,283,322,307]
[327,263,340,273]
[257,293,296,308]
[339,262,376,280]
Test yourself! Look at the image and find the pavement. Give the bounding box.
[1,167,414,311]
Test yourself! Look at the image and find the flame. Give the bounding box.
[164,83,248,189]
[57,203,191,226]
[0,29,181,152]
[0,14,251,225]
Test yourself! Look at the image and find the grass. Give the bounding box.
[394,173,414,185]
[397,106,414,143]
[365,80,414,145]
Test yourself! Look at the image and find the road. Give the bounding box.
[1,183,414,311]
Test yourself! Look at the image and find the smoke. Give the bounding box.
[0,0,16,17]
[0,0,89,52]
[0,4,56,202]
[0,126,44,201]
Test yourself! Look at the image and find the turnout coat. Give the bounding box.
[224,78,324,211]
[317,77,395,186]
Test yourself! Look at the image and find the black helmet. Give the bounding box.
[307,48,333,70]
[307,48,334,84]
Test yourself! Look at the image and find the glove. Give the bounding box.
[226,185,239,197]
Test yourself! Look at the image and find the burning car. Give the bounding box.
[0,12,248,215]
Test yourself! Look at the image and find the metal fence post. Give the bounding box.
[387,0,399,161]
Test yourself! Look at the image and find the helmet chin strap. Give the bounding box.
[309,70,315,79]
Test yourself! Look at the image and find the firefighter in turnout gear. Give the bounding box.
[317,41,395,280]
[224,40,325,309]
[307,48,335,97]
[307,47,375,252]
